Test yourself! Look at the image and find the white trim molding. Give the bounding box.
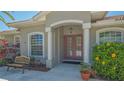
[46,20,83,32]
[83,23,91,64]
[47,30,53,60]
[45,27,51,32]
[46,28,53,68]
[96,27,124,44]
[50,20,83,27]
[83,23,91,29]
[14,35,21,45]
[28,32,45,58]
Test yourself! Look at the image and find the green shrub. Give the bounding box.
[80,63,90,72]
[92,42,124,80]
[0,59,6,65]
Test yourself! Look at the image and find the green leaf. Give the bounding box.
[92,42,124,80]
[2,11,15,20]
[0,15,7,25]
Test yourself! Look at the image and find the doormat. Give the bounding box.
[63,61,80,64]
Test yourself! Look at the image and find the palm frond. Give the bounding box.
[0,15,7,25]
[2,11,15,20]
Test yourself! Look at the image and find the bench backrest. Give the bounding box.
[15,56,30,64]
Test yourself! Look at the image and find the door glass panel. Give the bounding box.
[64,35,82,60]
[66,37,73,57]
[75,36,82,57]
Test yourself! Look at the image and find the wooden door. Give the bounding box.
[64,35,83,60]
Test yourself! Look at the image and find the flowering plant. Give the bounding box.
[92,42,124,80]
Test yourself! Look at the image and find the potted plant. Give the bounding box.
[80,63,91,80]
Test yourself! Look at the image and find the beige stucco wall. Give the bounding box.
[20,25,48,59]
[45,11,91,27]
[19,11,92,65]
[45,11,91,65]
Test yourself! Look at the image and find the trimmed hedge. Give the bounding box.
[0,59,6,66]
[92,42,124,80]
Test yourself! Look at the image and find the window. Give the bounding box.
[30,34,43,56]
[99,31,122,44]
[14,35,20,48]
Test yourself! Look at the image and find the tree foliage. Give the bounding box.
[0,11,14,26]
[92,42,124,80]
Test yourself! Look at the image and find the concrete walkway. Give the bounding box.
[0,63,98,81]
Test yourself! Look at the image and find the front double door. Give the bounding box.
[64,35,83,60]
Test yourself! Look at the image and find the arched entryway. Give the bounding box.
[50,20,84,64]
[55,25,83,62]
[46,20,91,68]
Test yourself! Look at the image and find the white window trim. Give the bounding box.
[28,32,45,58]
[14,35,21,45]
[96,27,124,44]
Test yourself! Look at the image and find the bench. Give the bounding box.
[6,56,30,73]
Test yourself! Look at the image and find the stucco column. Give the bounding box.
[83,23,91,64]
[46,27,53,68]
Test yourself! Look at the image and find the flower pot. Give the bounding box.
[80,70,90,80]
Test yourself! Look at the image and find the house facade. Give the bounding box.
[1,11,124,68]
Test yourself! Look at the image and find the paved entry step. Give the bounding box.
[62,60,81,64]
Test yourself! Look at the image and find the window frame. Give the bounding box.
[28,32,44,57]
[14,35,21,49]
[96,27,124,44]
[14,35,21,45]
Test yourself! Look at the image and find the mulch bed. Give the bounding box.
[4,62,50,72]
[29,64,50,72]
[3,58,50,72]
[30,66,50,72]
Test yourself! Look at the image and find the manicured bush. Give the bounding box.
[0,59,6,66]
[92,42,124,80]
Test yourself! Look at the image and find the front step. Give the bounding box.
[62,60,82,64]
